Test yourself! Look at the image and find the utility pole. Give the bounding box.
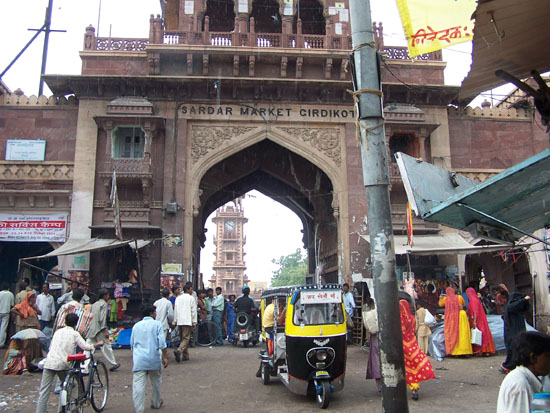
[348,0,409,411]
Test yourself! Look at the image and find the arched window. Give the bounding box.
[293,0,325,35]
[204,0,236,32]
[250,0,282,33]
[113,126,145,159]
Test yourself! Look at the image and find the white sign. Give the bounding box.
[6,139,46,161]
[184,0,194,14]
[0,213,68,242]
[238,0,248,13]
[338,8,349,22]
[301,290,342,304]
[328,7,337,15]
[283,2,293,15]
[335,23,342,35]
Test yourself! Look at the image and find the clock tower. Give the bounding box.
[209,198,248,297]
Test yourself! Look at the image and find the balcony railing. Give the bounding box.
[83,19,443,61]
[104,157,151,174]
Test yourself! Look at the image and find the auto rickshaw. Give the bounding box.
[258,284,347,409]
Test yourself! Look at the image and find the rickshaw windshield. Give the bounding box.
[292,293,344,326]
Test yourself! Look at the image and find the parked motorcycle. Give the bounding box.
[232,310,259,347]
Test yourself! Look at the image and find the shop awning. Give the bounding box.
[395,150,550,244]
[458,0,550,103]
[360,233,524,256]
[22,238,152,260]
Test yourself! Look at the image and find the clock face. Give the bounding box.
[225,220,235,231]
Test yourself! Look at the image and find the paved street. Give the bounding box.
[0,343,504,412]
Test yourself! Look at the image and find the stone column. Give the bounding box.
[69,100,102,239]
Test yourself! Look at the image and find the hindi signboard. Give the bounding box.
[5,139,46,161]
[301,290,342,304]
[0,213,68,242]
[396,0,476,57]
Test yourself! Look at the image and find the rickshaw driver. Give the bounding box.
[256,299,286,377]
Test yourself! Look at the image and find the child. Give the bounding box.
[497,331,550,413]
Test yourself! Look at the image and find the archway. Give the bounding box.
[250,0,282,33]
[191,139,340,288]
[203,0,236,32]
[0,242,56,287]
[293,0,325,35]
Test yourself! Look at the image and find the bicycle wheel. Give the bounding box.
[197,321,217,346]
[62,372,84,413]
[90,360,109,412]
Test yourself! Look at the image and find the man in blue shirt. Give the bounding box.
[131,305,168,413]
[343,283,356,344]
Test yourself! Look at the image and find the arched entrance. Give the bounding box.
[183,125,348,287]
[0,242,56,288]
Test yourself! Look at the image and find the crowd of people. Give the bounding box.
[363,279,550,412]
[1,276,550,412]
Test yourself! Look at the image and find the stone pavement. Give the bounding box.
[0,343,505,412]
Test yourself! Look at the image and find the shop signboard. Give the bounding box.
[0,213,67,242]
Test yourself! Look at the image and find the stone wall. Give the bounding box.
[448,106,549,169]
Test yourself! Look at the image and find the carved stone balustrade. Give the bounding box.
[0,162,74,209]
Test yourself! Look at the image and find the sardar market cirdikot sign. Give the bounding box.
[181,104,355,121]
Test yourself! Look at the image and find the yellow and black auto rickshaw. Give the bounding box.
[258,284,347,409]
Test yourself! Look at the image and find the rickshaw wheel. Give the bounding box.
[316,380,330,409]
[243,340,249,347]
[261,364,271,385]
[232,338,238,347]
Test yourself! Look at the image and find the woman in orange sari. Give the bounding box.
[439,287,472,356]
[466,287,495,356]
[399,300,435,400]
[10,291,41,332]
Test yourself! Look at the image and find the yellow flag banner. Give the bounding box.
[396,0,477,57]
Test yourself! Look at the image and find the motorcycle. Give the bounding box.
[232,310,259,347]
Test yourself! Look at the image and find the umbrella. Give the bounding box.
[11,328,47,340]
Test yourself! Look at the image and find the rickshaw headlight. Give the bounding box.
[316,350,328,361]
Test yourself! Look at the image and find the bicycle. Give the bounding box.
[196,319,217,347]
[60,349,109,412]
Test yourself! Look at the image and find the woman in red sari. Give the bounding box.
[466,287,495,356]
[399,299,435,400]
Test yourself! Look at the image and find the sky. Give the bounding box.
[0,0,511,285]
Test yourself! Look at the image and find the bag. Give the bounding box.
[346,315,355,330]
[362,309,379,334]
[424,309,436,327]
[471,327,482,346]
[54,303,94,338]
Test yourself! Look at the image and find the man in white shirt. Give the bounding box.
[497,331,550,413]
[36,283,56,331]
[86,289,120,372]
[173,284,197,362]
[57,281,90,306]
[0,282,15,347]
[154,288,174,340]
[35,312,102,413]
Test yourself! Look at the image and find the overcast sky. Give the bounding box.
[0,0,502,285]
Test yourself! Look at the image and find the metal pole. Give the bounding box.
[0,26,45,79]
[134,239,145,304]
[348,0,409,410]
[38,0,54,96]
